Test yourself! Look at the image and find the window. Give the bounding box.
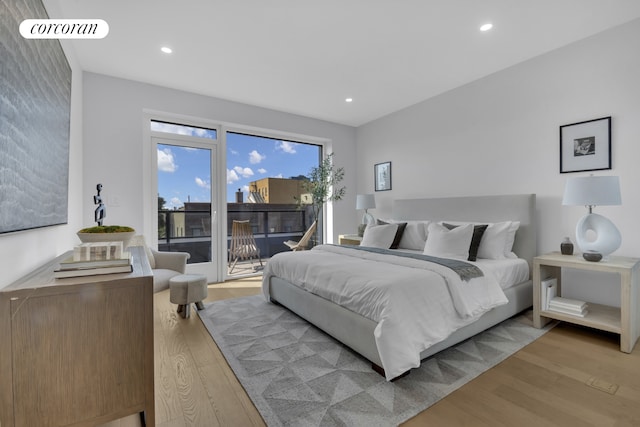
[226,131,322,275]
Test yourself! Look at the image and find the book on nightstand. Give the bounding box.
[542,278,557,310]
[548,296,589,317]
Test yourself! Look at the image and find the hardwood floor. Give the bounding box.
[105,277,640,426]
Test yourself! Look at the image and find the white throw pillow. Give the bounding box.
[477,221,512,259]
[423,223,473,260]
[379,219,429,251]
[442,220,522,259]
[504,221,521,258]
[361,223,399,249]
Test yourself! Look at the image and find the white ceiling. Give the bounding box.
[46,0,640,127]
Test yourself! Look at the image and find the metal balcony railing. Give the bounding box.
[157,203,317,264]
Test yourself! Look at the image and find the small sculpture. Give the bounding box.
[94,183,106,226]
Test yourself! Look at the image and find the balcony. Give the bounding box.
[158,203,316,277]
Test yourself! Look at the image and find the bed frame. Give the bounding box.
[268,194,537,379]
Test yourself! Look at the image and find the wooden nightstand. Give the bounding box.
[533,251,640,353]
[338,234,362,245]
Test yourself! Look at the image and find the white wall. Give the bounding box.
[81,72,357,243]
[356,19,640,305]
[0,41,84,288]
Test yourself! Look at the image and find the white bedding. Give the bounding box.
[394,249,530,290]
[262,244,510,380]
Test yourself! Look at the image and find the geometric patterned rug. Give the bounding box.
[198,295,552,427]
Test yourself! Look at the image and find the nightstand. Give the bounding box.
[533,251,640,353]
[338,234,362,245]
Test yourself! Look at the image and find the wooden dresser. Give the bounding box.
[0,246,155,427]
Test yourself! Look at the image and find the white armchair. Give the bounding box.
[129,235,190,293]
[148,248,190,293]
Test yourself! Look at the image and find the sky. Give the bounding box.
[154,123,320,209]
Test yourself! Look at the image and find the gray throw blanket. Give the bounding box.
[339,245,484,281]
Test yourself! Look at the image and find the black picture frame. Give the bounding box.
[374,161,392,191]
[560,116,611,173]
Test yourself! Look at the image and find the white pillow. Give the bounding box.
[504,221,520,258]
[441,220,521,259]
[361,223,399,249]
[423,223,473,260]
[379,219,429,251]
[477,221,511,259]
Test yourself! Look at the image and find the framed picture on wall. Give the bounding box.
[374,161,392,191]
[560,116,611,173]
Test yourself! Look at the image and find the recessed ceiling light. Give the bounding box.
[345,98,353,103]
[161,46,173,54]
[480,23,493,32]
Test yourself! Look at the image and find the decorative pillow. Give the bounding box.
[504,221,520,258]
[477,221,512,259]
[377,219,407,249]
[441,220,521,259]
[423,223,473,260]
[443,223,488,261]
[361,223,399,249]
[378,219,429,251]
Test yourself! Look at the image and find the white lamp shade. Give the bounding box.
[356,194,376,210]
[562,175,621,207]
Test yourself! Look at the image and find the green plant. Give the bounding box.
[78,225,135,233]
[297,153,346,243]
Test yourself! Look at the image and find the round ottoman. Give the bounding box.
[169,274,208,318]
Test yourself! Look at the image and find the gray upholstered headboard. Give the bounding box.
[393,194,537,273]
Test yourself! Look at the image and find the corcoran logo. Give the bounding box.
[19,19,109,39]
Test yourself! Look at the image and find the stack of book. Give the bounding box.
[54,246,133,278]
[548,296,589,317]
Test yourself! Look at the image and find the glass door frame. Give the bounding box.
[221,123,331,279]
[143,111,333,283]
[143,111,225,283]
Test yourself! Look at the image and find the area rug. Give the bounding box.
[199,295,551,426]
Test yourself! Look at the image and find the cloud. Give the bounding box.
[277,140,297,154]
[242,185,250,192]
[258,168,267,174]
[195,177,210,189]
[233,166,254,178]
[227,169,239,184]
[165,196,182,209]
[274,173,283,178]
[227,167,254,184]
[249,150,266,164]
[157,148,176,172]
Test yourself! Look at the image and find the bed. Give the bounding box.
[262,194,536,380]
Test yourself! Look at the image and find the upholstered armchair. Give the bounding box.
[128,235,190,293]
[147,248,190,293]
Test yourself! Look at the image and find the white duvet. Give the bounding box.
[262,244,508,380]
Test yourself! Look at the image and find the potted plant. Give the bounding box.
[297,153,346,245]
[77,225,136,247]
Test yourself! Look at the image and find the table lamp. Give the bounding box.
[562,175,621,261]
[356,194,376,235]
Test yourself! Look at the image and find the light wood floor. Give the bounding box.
[104,277,640,427]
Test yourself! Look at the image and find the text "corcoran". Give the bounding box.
[19,19,109,39]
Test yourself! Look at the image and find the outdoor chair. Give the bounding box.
[228,220,263,273]
[284,221,317,251]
